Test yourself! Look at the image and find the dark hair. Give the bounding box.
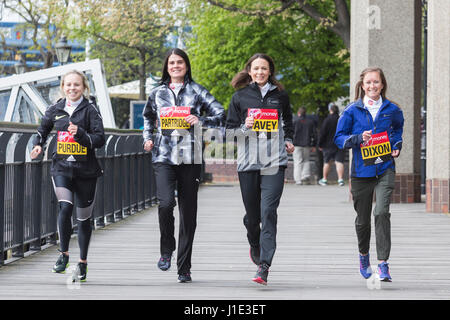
[231,53,284,90]
[354,67,388,101]
[298,107,306,116]
[328,103,339,114]
[160,48,193,85]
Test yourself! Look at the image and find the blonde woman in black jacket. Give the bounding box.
[30,70,105,282]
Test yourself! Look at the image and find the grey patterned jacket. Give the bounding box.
[142,80,225,165]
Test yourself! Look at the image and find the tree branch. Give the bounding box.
[206,0,296,17]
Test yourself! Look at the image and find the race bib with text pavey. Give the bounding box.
[160,106,191,130]
[248,108,278,132]
[360,131,391,166]
[56,131,87,161]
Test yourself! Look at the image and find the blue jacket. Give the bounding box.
[334,98,404,178]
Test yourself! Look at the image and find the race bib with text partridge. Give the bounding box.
[160,106,191,130]
[248,108,279,132]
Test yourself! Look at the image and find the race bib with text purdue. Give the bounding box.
[248,108,278,132]
[360,131,391,166]
[160,106,191,130]
[56,131,87,161]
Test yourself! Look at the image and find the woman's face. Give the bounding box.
[63,73,85,102]
[248,58,271,87]
[167,54,187,83]
[362,71,384,101]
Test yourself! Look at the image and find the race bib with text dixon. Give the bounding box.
[248,108,279,132]
[360,131,391,166]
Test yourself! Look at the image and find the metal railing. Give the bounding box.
[0,122,157,266]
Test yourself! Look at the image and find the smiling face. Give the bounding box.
[167,54,187,83]
[362,71,384,101]
[248,58,271,87]
[63,73,85,102]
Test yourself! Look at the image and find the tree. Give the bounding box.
[184,0,349,114]
[70,0,179,100]
[1,0,70,69]
[205,0,350,49]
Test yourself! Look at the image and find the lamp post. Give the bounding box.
[14,60,25,74]
[55,36,72,65]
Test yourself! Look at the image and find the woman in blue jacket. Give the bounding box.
[334,67,404,282]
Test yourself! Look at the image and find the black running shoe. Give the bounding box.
[177,273,192,283]
[249,246,260,265]
[52,253,69,273]
[157,253,172,271]
[72,262,88,282]
[252,263,269,285]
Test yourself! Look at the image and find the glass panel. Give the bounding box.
[0,89,12,121]
[11,89,42,124]
[34,78,62,105]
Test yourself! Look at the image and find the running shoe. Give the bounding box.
[178,273,192,283]
[249,246,260,265]
[157,253,172,271]
[72,262,87,282]
[52,252,69,273]
[359,253,372,279]
[338,179,345,186]
[252,263,269,285]
[318,179,328,186]
[378,261,392,282]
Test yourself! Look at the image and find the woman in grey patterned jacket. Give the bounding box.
[142,48,225,283]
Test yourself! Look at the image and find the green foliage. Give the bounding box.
[184,0,349,115]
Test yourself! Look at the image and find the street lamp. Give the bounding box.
[14,60,25,74]
[55,36,72,65]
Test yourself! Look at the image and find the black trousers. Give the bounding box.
[238,167,285,266]
[350,169,395,261]
[153,163,201,274]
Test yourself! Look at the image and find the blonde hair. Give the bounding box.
[60,70,91,99]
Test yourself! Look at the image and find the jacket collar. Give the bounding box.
[354,97,391,111]
[55,97,89,112]
[249,81,278,93]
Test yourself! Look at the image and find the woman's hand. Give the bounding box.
[30,145,42,159]
[285,141,295,154]
[362,130,372,143]
[68,122,78,136]
[185,115,199,125]
[391,149,400,158]
[144,140,154,152]
[245,116,254,129]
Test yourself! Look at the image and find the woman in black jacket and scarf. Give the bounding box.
[30,70,105,282]
[226,53,294,285]
[143,48,225,283]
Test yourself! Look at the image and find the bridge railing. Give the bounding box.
[0,122,157,266]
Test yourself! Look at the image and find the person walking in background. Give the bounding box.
[226,53,294,285]
[293,107,316,185]
[318,103,345,186]
[334,67,404,282]
[143,48,225,283]
[30,70,105,283]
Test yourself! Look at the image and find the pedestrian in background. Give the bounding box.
[334,66,404,282]
[30,70,105,282]
[293,107,316,185]
[226,53,294,285]
[318,103,345,186]
[143,48,225,283]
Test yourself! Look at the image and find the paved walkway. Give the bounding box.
[1,182,450,300]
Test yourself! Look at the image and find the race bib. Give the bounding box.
[248,108,278,132]
[56,131,87,161]
[360,131,391,166]
[160,106,191,130]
